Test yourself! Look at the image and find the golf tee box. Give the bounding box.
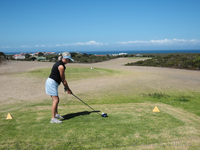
[6,113,13,119]
[152,106,160,112]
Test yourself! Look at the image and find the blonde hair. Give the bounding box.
[58,52,71,61]
[57,55,62,61]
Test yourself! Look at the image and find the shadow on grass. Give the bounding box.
[62,111,100,121]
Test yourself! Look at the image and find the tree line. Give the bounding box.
[3,51,200,70]
[4,52,119,63]
[44,52,117,63]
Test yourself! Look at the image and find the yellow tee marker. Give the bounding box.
[153,106,160,112]
[6,113,13,119]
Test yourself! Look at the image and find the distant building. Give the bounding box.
[13,53,26,59]
[20,52,26,56]
[136,54,143,57]
[13,56,25,59]
[119,53,127,55]
[44,52,57,55]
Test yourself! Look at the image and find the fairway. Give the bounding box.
[0,58,200,149]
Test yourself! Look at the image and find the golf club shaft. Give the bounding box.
[72,94,102,116]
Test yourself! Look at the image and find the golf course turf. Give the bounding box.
[0,58,200,149]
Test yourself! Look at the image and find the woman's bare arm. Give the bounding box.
[58,65,72,94]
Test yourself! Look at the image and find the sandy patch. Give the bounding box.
[1,58,200,106]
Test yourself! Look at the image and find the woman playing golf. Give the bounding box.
[45,52,74,123]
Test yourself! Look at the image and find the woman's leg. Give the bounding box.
[51,96,59,118]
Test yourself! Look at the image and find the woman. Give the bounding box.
[45,52,74,123]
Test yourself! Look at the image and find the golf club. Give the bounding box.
[72,93,108,117]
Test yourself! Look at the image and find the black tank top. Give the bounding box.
[49,61,66,85]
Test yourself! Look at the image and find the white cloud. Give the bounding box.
[10,39,200,50]
[117,38,200,45]
[64,41,106,46]
[21,45,31,48]
[75,40,104,46]
[149,39,172,44]
[117,40,147,44]
[34,45,47,47]
[4,41,106,49]
[172,38,187,42]
[1,46,10,49]
[189,39,200,43]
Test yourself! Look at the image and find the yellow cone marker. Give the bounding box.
[6,113,13,119]
[153,106,160,112]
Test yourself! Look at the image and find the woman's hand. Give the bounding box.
[64,87,72,94]
[67,89,72,94]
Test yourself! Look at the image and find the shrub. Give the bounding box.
[125,53,200,70]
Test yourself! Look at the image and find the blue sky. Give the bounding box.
[0,0,200,53]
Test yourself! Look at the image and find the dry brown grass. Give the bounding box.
[1,58,200,106]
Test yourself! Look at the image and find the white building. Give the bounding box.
[119,53,127,55]
[14,56,25,59]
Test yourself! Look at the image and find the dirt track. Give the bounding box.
[1,59,200,105]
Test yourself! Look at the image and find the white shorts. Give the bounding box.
[45,78,59,96]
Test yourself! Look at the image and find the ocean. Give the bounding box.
[78,50,200,55]
[4,49,200,55]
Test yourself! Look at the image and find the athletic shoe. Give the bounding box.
[55,114,64,119]
[50,118,62,123]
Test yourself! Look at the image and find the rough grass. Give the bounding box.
[1,64,200,149]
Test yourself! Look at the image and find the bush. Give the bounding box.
[72,54,113,63]
[125,53,200,70]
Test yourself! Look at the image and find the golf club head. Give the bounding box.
[101,113,108,117]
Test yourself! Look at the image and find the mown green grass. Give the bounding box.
[1,102,192,149]
[142,92,200,116]
[67,90,200,117]
[20,67,125,81]
[1,67,200,149]
[1,94,200,149]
